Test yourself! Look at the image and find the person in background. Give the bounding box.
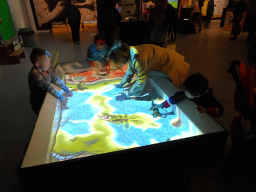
[151,72,224,118]
[147,0,179,47]
[34,0,95,29]
[198,0,205,14]
[28,47,73,115]
[87,33,110,75]
[97,1,122,48]
[66,0,81,44]
[205,0,216,29]
[0,18,8,45]
[191,0,202,33]
[107,41,190,101]
[143,4,149,21]
[230,0,247,40]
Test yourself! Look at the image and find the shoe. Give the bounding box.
[74,41,78,44]
[77,41,80,44]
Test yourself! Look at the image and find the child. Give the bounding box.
[152,73,224,117]
[107,41,190,101]
[87,33,110,75]
[28,47,73,115]
[191,0,202,33]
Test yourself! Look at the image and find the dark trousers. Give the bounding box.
[69,23,80,42]
[192,12,202,29]
[29,93,46,115]
[205,16,212,25]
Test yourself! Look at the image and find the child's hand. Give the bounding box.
[196,106,206,113]
[61,97,69,109]
[115,92,129,101]
[65,91,73,97]
[150,103,164,110]
[115,83,123,88]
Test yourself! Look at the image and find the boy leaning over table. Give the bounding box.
[28,47,73,115]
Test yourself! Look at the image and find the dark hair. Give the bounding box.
[107,40,130,66]
[30,47,47,65]
[182,72,209,96]
[94,33,106,44]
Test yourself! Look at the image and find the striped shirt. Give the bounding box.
[28,67,70,102]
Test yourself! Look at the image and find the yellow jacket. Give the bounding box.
[121,44,190,97]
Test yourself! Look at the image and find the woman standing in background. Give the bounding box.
[97,1,122,48]
[147,0,179,47]
[66,0,81,44]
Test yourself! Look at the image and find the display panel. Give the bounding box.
[47,66,203,163]
[168,0,178,9]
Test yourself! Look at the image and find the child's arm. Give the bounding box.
[51,73,72,96]
[162,92,187,108]
[87,44,95,62]
[124,60,146,98]
[32,73,66,102]
[116,62,134,88]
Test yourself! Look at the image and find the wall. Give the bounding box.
[7,0,30,31]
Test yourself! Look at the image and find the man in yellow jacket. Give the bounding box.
[107,41,190,101]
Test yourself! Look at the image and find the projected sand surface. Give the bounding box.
[48,67,203,163]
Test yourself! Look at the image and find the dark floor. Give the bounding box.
[1,20,256,191]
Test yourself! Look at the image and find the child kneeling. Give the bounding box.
[153,72,224,117]
[87,33,110,75]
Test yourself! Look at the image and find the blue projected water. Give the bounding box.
[49,77,202,162]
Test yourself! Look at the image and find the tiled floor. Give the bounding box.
[1,20,255,191]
